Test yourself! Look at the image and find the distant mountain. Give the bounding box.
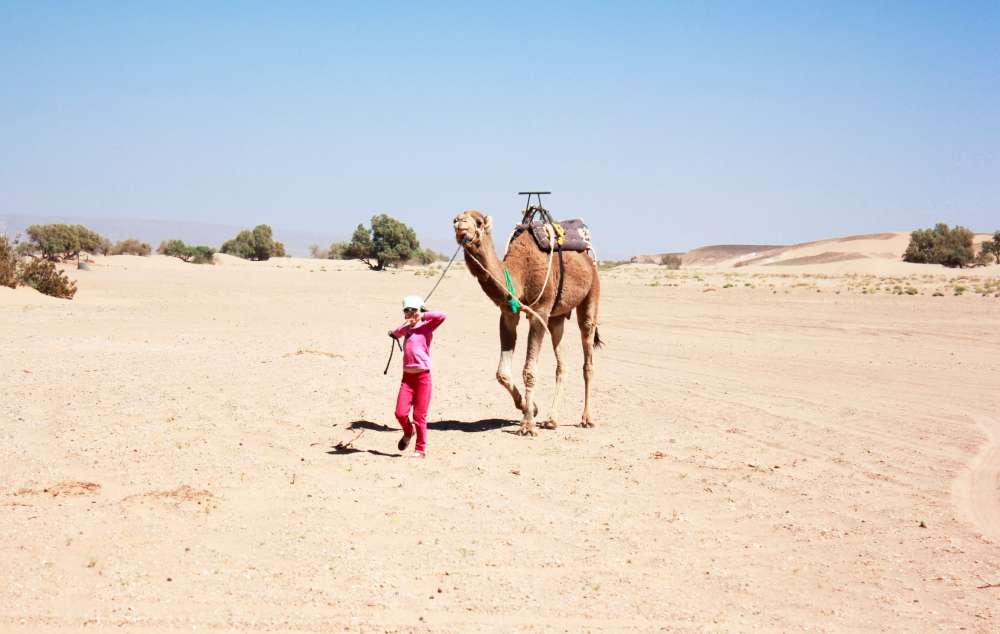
[0,214,343,257]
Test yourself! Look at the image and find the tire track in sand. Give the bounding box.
[955,415,1000,544]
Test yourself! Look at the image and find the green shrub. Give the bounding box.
[111,238,151,256]
[597,260,627,271]
[17,258,77,299]
[979,231,1000,265]
[345,215,420,270]
[327,241,349,260]
[308,244,329,259]
[413,248,447,265]
[220,224,285,261]
[1,235,19,288]
[659,254,682,269]
[903,223,975,268]
[157,239,216,264]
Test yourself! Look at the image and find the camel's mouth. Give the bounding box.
[453,216,477,245]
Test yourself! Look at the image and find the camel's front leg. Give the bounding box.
[496,312,535,416]
[541,316,566,430]
[518,316,548,436]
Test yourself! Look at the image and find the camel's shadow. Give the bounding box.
[345,418,515,433]
[325,418,515,458]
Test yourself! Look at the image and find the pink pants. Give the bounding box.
[395,371,431,453]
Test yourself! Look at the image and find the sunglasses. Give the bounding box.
[403,307,419,314]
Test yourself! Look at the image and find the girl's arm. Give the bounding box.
[420,310,447,331]
[390,323,410,339]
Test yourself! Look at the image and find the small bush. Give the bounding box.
[220,224,284,261]
[308,244,329,259]
[659,254,682,269]
[597,260,628,271]
[157,239,216,264]
[111,238,151,256]
[1,235,19,288]
[977,232,999,265]
[17,258,77,299]
[327,241,349,260]
[413,248,447,265]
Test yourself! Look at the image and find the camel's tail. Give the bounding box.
[594,328,604,349]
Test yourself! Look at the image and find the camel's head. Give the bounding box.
[453,210,492,246]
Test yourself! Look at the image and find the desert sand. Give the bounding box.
[2,245,1000,633]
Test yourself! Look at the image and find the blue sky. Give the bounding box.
[1,1,997,257]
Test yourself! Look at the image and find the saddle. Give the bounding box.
[510,203,593,254]
[524,218,593,253]
[507,204,595,311]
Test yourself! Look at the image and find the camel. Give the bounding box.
[453,210,602,436]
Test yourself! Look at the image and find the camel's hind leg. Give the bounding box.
[517,315,548,436]
[496,312,536,417]
[577,290,600,428]
[541,316,567,430]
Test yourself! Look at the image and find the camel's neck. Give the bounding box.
[464,237,519,308]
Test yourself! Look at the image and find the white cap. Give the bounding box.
[402,295,424,310]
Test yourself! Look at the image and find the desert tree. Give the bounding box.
[220,224,285,260]
[902,223,974,268]
[980,231,1000,265]
[157,239,216,264]
[0,235,18,288]
[344,214,420,270]
[24,224,109,261]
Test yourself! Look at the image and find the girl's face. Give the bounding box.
[404,307,419,320]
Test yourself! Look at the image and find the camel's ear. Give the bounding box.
[483,215,493,234]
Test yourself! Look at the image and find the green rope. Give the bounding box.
[503,268,521,314]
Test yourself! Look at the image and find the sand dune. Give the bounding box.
[694,231,996,270]
[2,251,999,632]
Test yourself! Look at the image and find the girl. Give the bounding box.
[389,295,446,458]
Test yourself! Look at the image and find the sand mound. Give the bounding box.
[683,244,784,266]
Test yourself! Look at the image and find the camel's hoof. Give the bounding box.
[541,420,558,430]
[580,420,596,428]
[516,424,538,437]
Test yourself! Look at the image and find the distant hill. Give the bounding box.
[632,231,996,270]
[0,214,342,257]
[629,245,782,266]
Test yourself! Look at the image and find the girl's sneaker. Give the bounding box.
[410,451,426,459]
[398,434,412,451]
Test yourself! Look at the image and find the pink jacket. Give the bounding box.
[392,311,446,371]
